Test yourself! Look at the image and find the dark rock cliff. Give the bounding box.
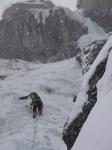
[77,0,112,10]
[0,0,87,61]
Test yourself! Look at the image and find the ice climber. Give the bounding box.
[19,92,43,118]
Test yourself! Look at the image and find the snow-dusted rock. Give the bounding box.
[63,35,112,150]
[76,39,106,73]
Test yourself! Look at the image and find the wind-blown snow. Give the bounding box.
[60,9,106,49]
[76,10,106,49]
[0,58,83,150]
[72,36,112,150]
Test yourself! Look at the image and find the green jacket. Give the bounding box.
[19,92,41,102]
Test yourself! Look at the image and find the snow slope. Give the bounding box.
[71,36,112,150]
[0,58,83,150]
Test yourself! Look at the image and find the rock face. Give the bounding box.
[77,0,112,10]
[77,0,112,32]
[76,39,106,73]
[63,48,108,150]
[0,0,87,61]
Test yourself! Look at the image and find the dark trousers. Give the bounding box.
[33,102,38,113]
[32,101,43,116]
[37,100,43,115]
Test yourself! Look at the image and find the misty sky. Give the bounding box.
[0,0,77,19]
[53,0,77,10]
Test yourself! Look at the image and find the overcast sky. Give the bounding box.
[53,0,77,10]
[0,0,77,19]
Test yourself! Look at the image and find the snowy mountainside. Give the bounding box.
[63,34,112,150]
[0,58,83,150]
[72,36,112,150]
[0,0,107,62]
[0,0,87,61]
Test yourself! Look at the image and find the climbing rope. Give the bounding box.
[32,118,38,150]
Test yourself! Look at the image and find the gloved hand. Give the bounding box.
[18,96,28,100]
[18,97,23,100]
